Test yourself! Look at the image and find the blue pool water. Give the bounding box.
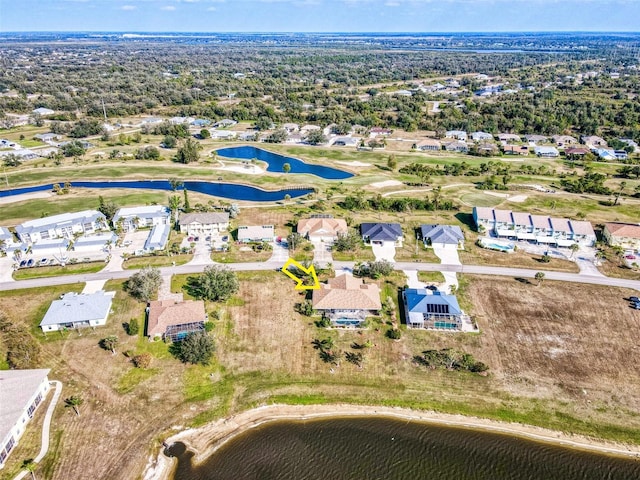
[0,180,313,202]
[334,318,363,327]
[216,146,354,180]
[485,242,515,252]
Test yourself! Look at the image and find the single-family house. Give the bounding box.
[32,107,54,116]
[0,369,52,468]
[209,130,237,140]
[146,299,207,342]
[113,206,171,232]
[215,119,237,128]
[614,150,629,161]
[237,225,274,243]
[370,127,393,136]
[471,132,493,142]
[581,135,607,147]
[619,139,639,152]
[169,116,195,125]
[443,140,469,153]
[419,225,464,249]
[595,148,617,161]
[603,223,640,250]
[144,224,170,252]
[476,143,498,155]
[298,217,348,242]
[15,210,108,244]
[0,149,39,161]
[39,291,115,332]
[403,289,463,330]
[497,133,522,143]
[565,147,590,157]
[312,273,381,328]
[179,212,230,236]
[503,145,529,155]
[300,125,321,133]
[332,136,360,147]
[34,133,61,143]
[534,146,559,158]
[552,135,578,147]
[282,123,300,133]
[191,119,211,128]
[285,133,305,144]
[524,134,548,143]
[361,223,403,247]
[445,130,467,141]
[415,138,441,151]
[72,232,118,254]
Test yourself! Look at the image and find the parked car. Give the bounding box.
[634,303,640,310]
[26,259,34,267]
[40,258,48,265]
[629,296,639,303]
[19,259,26,268]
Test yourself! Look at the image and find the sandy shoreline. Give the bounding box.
[143,404,640,480]
[0,191,52,205]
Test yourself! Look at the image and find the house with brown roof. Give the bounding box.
[603,223,640,250]
[497,133,522,143]
[312,273,382,328]
[298,216,348,242]
[552,135,578,147]
[178,212,229,236]
[146,299,207,342]
[415,138,441,151]
[503,145,529,155]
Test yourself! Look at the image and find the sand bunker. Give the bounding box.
[370,180,403,189]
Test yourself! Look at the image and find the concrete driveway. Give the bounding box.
[312,240,333,266]
[404,270,425,289]
[372,242,396,262]
[432,244,461,293]
[0,255,16,283]
[188,240,214,266]
[269,241,289,264]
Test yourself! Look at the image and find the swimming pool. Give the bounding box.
[479,238,515,253]
[216,146,354,180]
[333,318,364,327]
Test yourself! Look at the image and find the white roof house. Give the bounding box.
[144,224,171,252]
[32,107,54,116]
[237,225,275,243]
[113,205,171,231]
[40,291,115,332]
[534,146,559,158]
[15,210,107,243]
[0,227,19,251]
[0,369,52,468]
[445,130,468,141]
[72,232,118,253]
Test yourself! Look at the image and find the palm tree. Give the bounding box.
[65,395,84,416]
[345,351,364,368]
[168,195,182,223]
[22,459,37,480]
[614,181,627,206]
[569,243,580,259]
[534,272,545,286]
[101,335,118,354]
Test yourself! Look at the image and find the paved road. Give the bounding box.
[2,260,640,292]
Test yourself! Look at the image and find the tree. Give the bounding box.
[127,318,139,336]
[345,351,364,368]
[65,395,84,416]
[162,135,177,148]
[614,181,627,206]
[283,162,291,174]
[0,312,42,369]
[535,272,545,286]
[306,129,326,145]
[125,267,162,301]
[168,178,184,191]
[183,188,191,212]
[387,154,397,170]
[386,328,401,340]
[168,194,181,221]
[296,300,314,316]
[569,243,580,259]
[174,331,215,365]
[175,137,201,164]
[185,265,239,302]
[98,196,118,223]
[265,129,288,143]
[61,141,86,157]
[132,352,152,369]
[199,128,210,139]
[100,335,119,354]
[3,153,22,167]
[22,459,37,480]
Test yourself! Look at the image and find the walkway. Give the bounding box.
[158,275,183,302]
[13,380,63,480]
[371,243,396,262]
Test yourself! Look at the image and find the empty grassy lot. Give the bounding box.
[12,262,106,280]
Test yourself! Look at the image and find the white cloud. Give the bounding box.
[161,4,176,9]
[206,5,217,10]
[121,5,137,10]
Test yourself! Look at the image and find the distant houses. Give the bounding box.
[146,299,207,342]
[298,216,348,242]
[603,223,640,250]
[312,273,381,328]
[534,146,559,158]
[39,291,115,332]
[473,207,596,247]
[361,223,403,247]
[0,369,52,468]
[15,210,108,244]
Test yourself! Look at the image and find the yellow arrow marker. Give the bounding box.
[281,258,320,290]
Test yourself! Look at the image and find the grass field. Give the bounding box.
[12,262,106,280]
[122,253,193,270]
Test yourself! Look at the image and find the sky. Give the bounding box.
[1,0,639,33]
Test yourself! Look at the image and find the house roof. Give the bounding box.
[473,206,494,221]
[237,225,274,240]
[147,300,207,337]
[531,215,551,229]
[0,227,14,241]
[471,131,493,140]
[31,238,70,251]
[40,291,115,327]
[360,223,403,241]
[534,146,559,155]
[604,222,640,239]
[113,205,170,222]
[74,232,118,248]
[498,133,521,141]
[420,225,464,245]
[0,369,50,445]
[565,147,590,155]
[15,210,105,236]
[404,289,461,316]
[550,217,572,233]
[179,212,229,226]
[524,134,548,142]
[298,218,348,238]
[312,274,381,311]
[416,138,441,148]
[570,220,595,237]
[144,224,170,250]
[503,145,529,153]
[511,211,531,227]
[493,209,512,223]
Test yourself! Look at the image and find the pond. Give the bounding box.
[215,145,354,180]
[0,180,314,202]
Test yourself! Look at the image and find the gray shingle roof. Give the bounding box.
[178,212,229,226]
[420,224,464,245]
[39,291,115,327]
[360,223,403,242]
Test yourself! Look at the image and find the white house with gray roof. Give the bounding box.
[39,291,115,332]
[113,205,171,232]
[144,224,171,252]
[0,369,51,468]
[419,225,464,249]
[15,210,108,244]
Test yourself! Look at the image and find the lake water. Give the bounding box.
[215,146,354,180]
[0,180,313,202]
[167,417,640,480]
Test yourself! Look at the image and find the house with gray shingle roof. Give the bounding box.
[312,273,381,328]
[419,225,464,249]
[0,369,51,468]
[361,223,403,247]
[39,291,115,332]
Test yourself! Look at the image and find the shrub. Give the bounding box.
[386,328,401,340]
[132,352,152,369]
[127,318,139,336]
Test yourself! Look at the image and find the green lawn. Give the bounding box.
[122,253,193,270]
[12,262,105,280]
